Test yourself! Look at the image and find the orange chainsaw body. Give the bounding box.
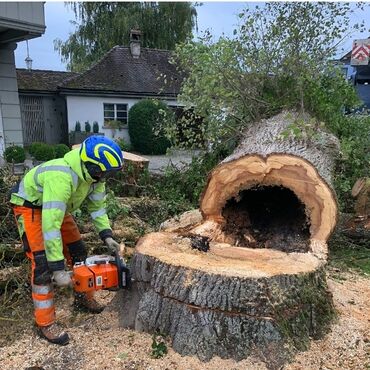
[73,255,120,293]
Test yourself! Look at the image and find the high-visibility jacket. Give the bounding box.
[10,149,112,267]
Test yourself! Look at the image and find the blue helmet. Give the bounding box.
[80,136,123,173]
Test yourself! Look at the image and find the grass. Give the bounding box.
[328,233,370,276]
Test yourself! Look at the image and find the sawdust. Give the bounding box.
[1,270,368,370]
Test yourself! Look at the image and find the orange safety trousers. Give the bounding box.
[13,205,90,327]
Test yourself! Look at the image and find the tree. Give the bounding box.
[54,2,198,71]
[167,2,367,149]
[163,2,369,207]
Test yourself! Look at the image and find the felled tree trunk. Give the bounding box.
[194,111,340,259]
[122,111,338,367]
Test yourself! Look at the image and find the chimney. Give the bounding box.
[130,29,142,59]
[25,40,33,71]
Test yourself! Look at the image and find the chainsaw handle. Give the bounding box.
[114,248,132,290]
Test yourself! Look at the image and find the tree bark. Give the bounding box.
[195,111,340,259]
[121,232,335,368]
[121,111,339,366]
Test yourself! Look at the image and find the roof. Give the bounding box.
[60,46,182,97]
[340,36,370,63]
[16,69,79,92]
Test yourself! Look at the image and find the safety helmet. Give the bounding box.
[80,136,123,180]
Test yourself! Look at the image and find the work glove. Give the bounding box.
[52,270,73,287]
[105,237,120,251]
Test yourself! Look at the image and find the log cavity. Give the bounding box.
[222,186,310,252]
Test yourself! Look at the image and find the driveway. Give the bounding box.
[140,149,203,174]
[19,149,203,175]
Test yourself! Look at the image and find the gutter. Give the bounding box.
[57,88,178,100]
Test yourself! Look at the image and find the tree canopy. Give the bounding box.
[55,2,198,71]
[170,3,369,146]
[163,2,369,205]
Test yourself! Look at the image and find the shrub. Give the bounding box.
[75,121,81,132]
[115,137,131,151]
[93,121,99,133]
[85,121,91,133]
[4,145,26,163]
[128,99,172,154]
[54,144,70,158]
[33,143,55,161]
[28,142,44,157]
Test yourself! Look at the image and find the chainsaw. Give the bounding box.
[72,247,131,293]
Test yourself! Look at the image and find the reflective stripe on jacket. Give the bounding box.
[10,149,111,263]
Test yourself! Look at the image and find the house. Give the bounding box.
[60,31,182,144]
[0,2,45,159]
[16,69,77,145]
[339,40,370,110]
[16,30,183,145]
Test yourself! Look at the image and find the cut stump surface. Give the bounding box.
[124,232,334,366]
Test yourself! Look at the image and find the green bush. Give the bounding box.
[93,121,99,133]
[33,143,55,161]
[128,99,172,154]
[54,144,70,158]
[4,145,26,163]
[85,121,91,133]
[115,137,131,152]
[28,142,44,157]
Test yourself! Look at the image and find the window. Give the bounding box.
[103,103,128,125]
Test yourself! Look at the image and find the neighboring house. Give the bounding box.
[15,31,183,146]
[16,69,77,145]
[59,32,182,143]
[340,44,370,110]
[0,2,45,159]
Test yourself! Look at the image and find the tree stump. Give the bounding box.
[122,232,335,367]
[122,111,338,367]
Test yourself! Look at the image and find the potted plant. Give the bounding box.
[75,121,81,132]
[69,120,99,145]
[4,145,26,174]
[105,120,123,139]
[93,121,99,134]
[85,121,91,133]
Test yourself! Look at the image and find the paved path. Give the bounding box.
[5,150,203,175]
[140,149,203,174]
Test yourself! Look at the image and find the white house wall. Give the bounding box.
[66,95,178,144]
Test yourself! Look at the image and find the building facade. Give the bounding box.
[0,2,45,159]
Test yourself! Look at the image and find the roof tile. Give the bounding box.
[16,69,78,92]
[60,46,182,96]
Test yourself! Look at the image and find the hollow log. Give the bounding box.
[122,111,338,366]
[194,111,340,259]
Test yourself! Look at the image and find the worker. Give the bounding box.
[10,136,123,346]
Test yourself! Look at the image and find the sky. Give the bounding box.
[14,1,370,71]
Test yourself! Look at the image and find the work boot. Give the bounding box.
[74,293,105,314]
[38,323,69,345]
